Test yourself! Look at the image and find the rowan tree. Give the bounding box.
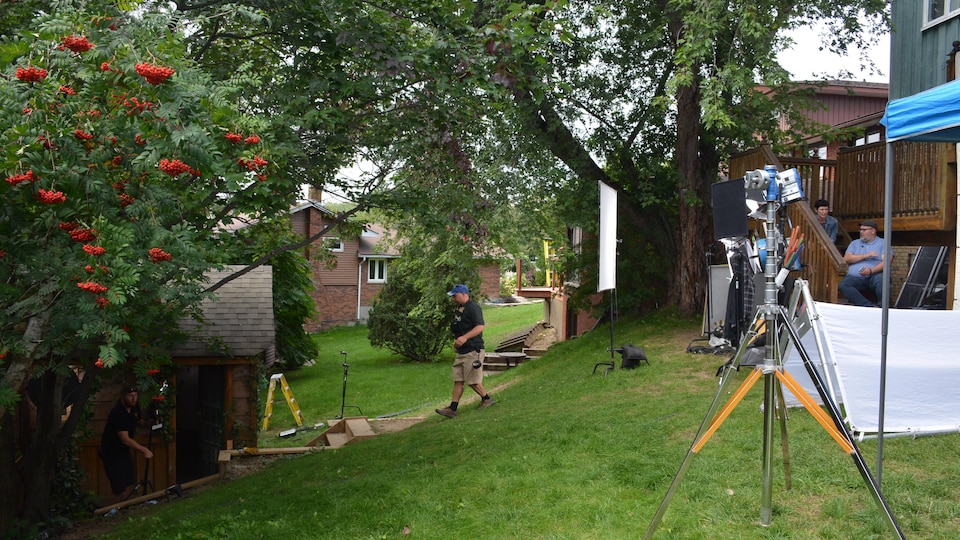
[0,3,298,528]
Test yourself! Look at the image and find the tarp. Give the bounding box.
[782,302,960,438]
[881,78,960,142]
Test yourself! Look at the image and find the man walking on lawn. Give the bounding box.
[436,284,494,418]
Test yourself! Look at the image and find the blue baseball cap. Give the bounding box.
[447,284,469,296]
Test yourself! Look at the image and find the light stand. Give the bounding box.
[336,350,362,420]
[593,289,617,374]
[642,167,903,538]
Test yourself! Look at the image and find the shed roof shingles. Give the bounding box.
[170,265,275,358]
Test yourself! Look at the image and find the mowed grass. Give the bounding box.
[258,301,547,447]
[92,306,960,539]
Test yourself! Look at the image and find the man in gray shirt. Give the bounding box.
[839,220,885,307]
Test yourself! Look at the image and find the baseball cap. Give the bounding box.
[121,386,138,395]
[447,284,469,296]
[859,219,878,230]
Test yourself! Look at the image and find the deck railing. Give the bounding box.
[835,141,954,231]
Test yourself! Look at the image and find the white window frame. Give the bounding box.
[925,0,960,27]
[368,259,387,283]
[323,237,343,252]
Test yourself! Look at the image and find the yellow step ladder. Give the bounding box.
[262,373,304,430]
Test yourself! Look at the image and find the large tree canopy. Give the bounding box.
[173,0,887,315]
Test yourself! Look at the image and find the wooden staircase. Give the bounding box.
[485,322,553,372]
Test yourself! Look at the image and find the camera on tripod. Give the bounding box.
[744,166,804,204]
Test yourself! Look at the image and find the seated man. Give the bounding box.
[839,220,885,306]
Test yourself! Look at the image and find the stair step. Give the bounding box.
[324,432,351,449]
[344,418,376,440]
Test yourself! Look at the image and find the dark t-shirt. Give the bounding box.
[100,401,141,460]
[451,299,484,353]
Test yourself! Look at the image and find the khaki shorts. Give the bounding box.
[452,349,485,386]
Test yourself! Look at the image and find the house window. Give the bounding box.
[323,237,343,252]
[927,0,960,24]
[808,145,827,159]
[368,260,387,283]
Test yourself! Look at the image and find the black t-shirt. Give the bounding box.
[100,401,141,459]
[451,299,484,353]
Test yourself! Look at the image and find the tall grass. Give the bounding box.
[92,307,960,539]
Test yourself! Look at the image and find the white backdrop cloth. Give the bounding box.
[781,302,960,438]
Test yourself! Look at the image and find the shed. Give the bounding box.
[81,265,274,503]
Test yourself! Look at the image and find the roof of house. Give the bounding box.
[170,265,275,358]
[290,199,336,216]
[359,223,400,258]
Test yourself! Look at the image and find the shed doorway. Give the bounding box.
[176,364,225,483]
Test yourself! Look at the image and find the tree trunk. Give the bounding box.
[669,9,711,315]
[19,371,65,523]
[0,412,19,531]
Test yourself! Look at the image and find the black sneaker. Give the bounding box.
[435,407,458,418]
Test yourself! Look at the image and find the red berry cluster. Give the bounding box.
[83,244,106,256]
[95,358,104,368]
[124,97,153,114]
[77,281,108,294]
[61,35,94,53]
[135,62,175,84]
[238,156,269,181]
[74,129,94,140]
[23,107,32,115]
[158,158,199,177]
[112,155,123,166]
[149,248,172,263]
[37,135,56,150]
[69,228,97,242]
[85,264,110,274]
[120,193,135,207]
[225,133,243,143]
[95,296,110,308]
[59,86,76,95]
[6,170,37,186]
[238,156,269,170]
[59,221,77,231]
[15,66,47,82]
[100,62,114,72]
[37,189,66,204]
[135,134,147,145]
[244,135,261,144]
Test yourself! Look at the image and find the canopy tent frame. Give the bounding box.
[879,78,960,482]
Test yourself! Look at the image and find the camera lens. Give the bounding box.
[472,360,482,369]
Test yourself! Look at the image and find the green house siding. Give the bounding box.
[891,3,960,99]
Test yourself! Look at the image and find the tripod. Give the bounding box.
[642,170,903,538]
[336,351,362,420]
[125,410,161,500]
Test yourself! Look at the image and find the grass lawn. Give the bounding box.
[87,306,960,539]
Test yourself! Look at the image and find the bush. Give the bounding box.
[367,275,448,362]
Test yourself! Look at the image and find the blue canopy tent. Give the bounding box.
[876,79,960,480]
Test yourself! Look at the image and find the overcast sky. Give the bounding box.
[778,23,891,83]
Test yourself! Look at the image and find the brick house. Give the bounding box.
[290,199,503,331]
